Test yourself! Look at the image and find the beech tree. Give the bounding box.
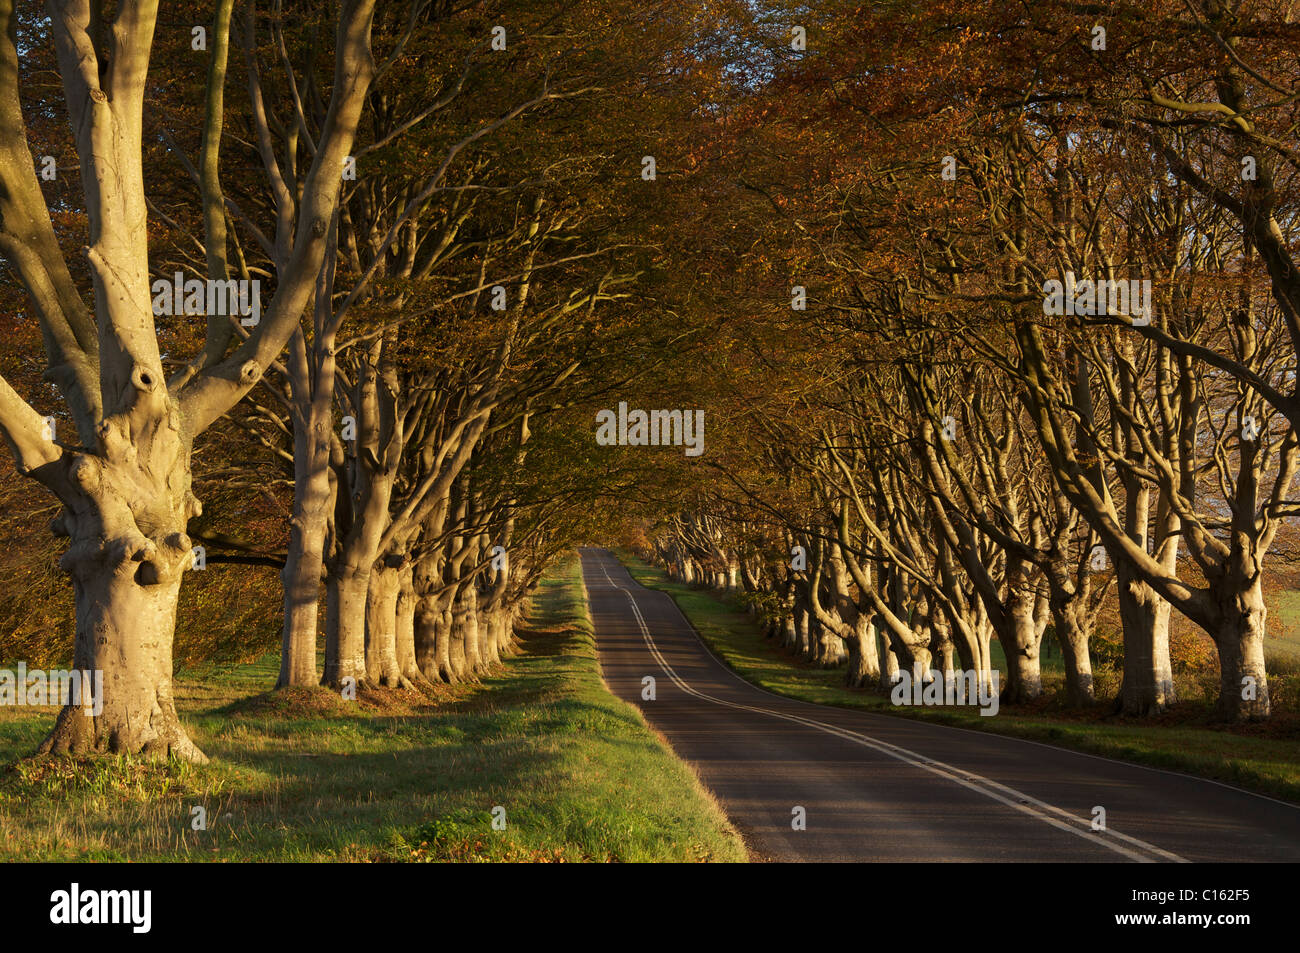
[639,0,1300,723]
[0,0,379,760]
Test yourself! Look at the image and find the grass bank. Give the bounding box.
[616,551,1300,806]
[0,555,746,862]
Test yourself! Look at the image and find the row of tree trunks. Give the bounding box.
[664,545,901,686]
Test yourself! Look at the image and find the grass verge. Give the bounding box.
[615,551,1300,805]
[0,554,746,862]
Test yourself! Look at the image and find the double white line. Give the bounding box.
[590,554,1186,864]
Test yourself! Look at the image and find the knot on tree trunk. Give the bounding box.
[121,534,194,586]
[113,536,161,581]
[96,416,135,464]
[130,365,159,393]
[58,528,191,584]
[68,453,101,492]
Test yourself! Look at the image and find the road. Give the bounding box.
[580,547,1300,862]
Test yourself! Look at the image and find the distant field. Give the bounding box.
[1265,591,1300,662]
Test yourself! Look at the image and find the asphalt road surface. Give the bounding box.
[580,547,1300,863]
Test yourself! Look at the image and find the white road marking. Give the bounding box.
[587,553,1187,863]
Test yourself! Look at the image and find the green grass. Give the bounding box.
[1265,590,1300,663]
[0,555,746,862]
[616,551,1300,805]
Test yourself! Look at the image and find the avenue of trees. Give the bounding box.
[650,0,1300,723]
[1,0,1297,771]
[0,0,716,761]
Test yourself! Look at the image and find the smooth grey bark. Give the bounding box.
[460,584,484,675]
[844,613,880,688]
[414,559,454,684]
[364,558,407,687]
[435,599,458,682]
[394,560,428,686]
[804,537,846,668]
[793,600,812,659]
[446,586,471,681]
[1048,559,1097,707]
[277,209,344,687]
[879,629,901,688]
[1213,565,1269,719]
[1115,564,1176,715]
[276,322,339,687]
[323,339,400,689]
[998,564,1044,704]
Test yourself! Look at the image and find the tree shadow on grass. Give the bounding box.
[182,698,650,860]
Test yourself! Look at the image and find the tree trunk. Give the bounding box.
[495,606,518,658]
[480,604,503,667]
[365,560,407,687]
[415,590,448,682]
[908,635,932,683]
[324,565,369,689]
[974,604,995,696]
[501,608,517,655]
[1115,565,1176,715]
[950,603,995,696]
[459,586,483,675]
[929,614,955,684]
[794,602,812,659]
[1054,602,1095,706]
[39,389,207,763]
[778,611,796,649]
[41,563,204,763]
[430,601,455,682]
[323,338,397,689]
[445,594,470,682]
[879,629,901,689]
[998,585,1043,704]
[844,614,880,688]
[813,621,846,667]
[394,561,427,687]
[277,424,331,688]
[1213,564,1270,720]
